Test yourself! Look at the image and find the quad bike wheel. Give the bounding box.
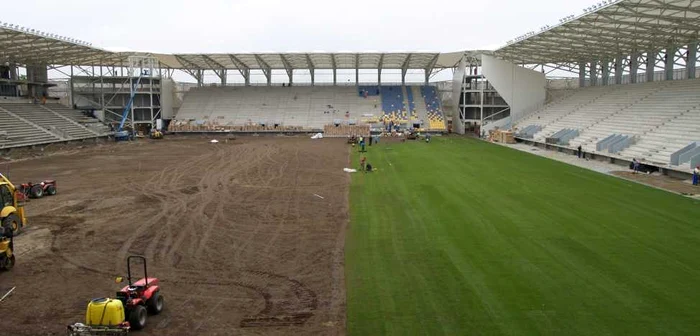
[46,185,57,196]
[30,185,43,198]
[128,305,148,330]
[147,291,164,314]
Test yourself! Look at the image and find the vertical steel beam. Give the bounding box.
[614,56,623,85]
[646,50,656,82]
[578,62,586,87]
[331,53,337,86]
[629,51,639,84]
[355,53,359,85]
[590,61,598,86]
[665,47,676,81]
[601,60,610,86]
[686,43,697,79]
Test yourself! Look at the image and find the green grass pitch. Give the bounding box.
[346,137,700,336]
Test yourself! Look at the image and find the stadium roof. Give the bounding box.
[0,23,123,66]
[169,52,466,71]
[0,23,466,70]
[495,0,700,64]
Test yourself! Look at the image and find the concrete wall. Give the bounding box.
[481,55,546,126]
[452,57,466,109]
[161,78,175,119]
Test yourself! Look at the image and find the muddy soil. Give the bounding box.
[0,135,349,336]
[611,171,700,196]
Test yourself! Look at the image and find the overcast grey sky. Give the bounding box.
[6,0,595,53]
[6,0,596,82]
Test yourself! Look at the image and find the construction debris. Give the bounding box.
[0,287,16,303]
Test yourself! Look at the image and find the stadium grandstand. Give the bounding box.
[0,0,699,173]
[4,1,700,335]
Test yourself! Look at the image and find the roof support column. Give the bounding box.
[401,54,412,86]
[378,54,384,86]
[244,69,250,86]
[220,69,227,85]
[590,62,598,86]
[355,53,360,86]
[630,51,639,84]
[228,55,251,86]
[305,54,315,86]
[601,60,610,86]
[279,55,294,85]
[254,55,272,86]
[578,63,586,88]
[646,51,656,83]
[665,47,676,81]
[686,43,697,80]
[424,54,439,86]
[331,54,337,86]
[70,65,74,105]
[614,56,623,85]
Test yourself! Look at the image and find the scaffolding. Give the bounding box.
[68,57,162,132]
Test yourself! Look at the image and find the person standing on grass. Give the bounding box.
[693,165,699,186]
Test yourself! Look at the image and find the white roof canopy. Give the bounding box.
[171,52,464,70]
[495,0,700,64]
[0,23,466,71]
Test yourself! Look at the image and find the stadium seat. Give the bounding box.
[516,79,700,166]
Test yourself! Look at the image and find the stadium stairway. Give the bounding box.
[515,78,700,167]
[405,86,416,120]
[0,106,61,148]
[421,86,446,130]
[45,103,111,134]
[537,83,663,143]
[517,85,612,133]
[0,103,100,140]
[411,86,429,124]
[380,86,407,123]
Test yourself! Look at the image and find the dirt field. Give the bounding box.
[611,171,700,197]
[1,136,349,336]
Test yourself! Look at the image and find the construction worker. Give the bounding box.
[693,165,699,186]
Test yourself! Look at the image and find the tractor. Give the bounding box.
[0,173,27,235]
[0,226,15,271]
[67,256,164,335]
[18,180,57,199]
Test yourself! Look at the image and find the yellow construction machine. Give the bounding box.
[0,225,15,271]
[0,173,27,235]
[149,129,163,139]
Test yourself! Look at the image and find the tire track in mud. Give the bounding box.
[115,141,320,326]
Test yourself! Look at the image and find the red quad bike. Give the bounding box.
[116,256,165,330]
[18,180,57,199]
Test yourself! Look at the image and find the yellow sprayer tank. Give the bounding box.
[85,298,125,326]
